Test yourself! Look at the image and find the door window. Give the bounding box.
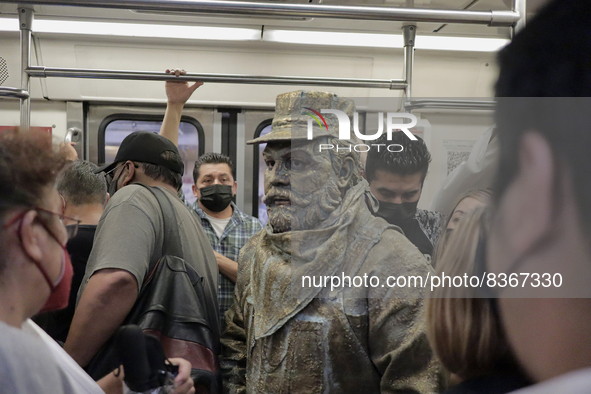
[102,117,202,204]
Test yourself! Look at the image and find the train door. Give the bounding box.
[86,105,216,205]
[241,110,274,224]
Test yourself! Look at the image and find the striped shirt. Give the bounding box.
[190,201,263,331]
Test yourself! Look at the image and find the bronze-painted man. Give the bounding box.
[221,91,438,393]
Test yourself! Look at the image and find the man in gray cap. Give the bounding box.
[221,91,438,393]
[64,132,220,390]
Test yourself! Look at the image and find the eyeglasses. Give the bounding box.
[3,207,81,242]
[37,207,81,240]
[103,162,121,185]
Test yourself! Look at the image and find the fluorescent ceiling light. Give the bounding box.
[417,35,509,52]
[264,29,509,52]
[264,29,404,48]
[0,18,18,31]
[0,17,509,52]
[0,18,260,41]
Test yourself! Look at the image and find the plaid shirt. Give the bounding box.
[190,201,263,330]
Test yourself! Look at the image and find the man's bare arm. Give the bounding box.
[159,68,203,146]
[64,268,138,367]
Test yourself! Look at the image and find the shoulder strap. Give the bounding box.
[137,184,183,260]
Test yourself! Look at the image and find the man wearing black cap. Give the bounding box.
[64,132,220,379]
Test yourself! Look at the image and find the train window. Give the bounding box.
[252,121,273,226]
[100,115,204,205]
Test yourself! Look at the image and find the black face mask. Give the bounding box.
[199,184,234,212]
[375,200,418,225]
[106,168,122,197]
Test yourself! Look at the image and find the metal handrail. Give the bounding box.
[404,99,496,110]
[0,87,30,99]
[27,66,408,90]
[12,0,520,26]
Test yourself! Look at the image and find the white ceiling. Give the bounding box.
[0,0,551,39]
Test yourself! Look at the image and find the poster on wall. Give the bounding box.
[443,139,477,176]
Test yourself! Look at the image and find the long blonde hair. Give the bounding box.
[432,189,492,268]
[426,207,514,380]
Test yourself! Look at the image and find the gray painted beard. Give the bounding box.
[267,177,343,233]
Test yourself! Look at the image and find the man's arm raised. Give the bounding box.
[159,68,203,146]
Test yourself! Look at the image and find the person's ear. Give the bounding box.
[192,184,200,199]
[120,161,136,187]
[19,211,45,263]
[498,131,556,258]
[232,180,238,196]
[104,193,110,206]
[336,156,355,189]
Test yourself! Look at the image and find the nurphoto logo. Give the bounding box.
[305,109,418,153]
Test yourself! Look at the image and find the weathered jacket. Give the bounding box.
[221,183,439,394]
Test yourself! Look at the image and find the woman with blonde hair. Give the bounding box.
[432,189,492,268]
[427,207,530,394]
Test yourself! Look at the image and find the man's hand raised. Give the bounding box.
[165,68,203,105]
[160,68,203,146]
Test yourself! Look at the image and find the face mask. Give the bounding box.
[375,200,418,225]
[39,247,73,313]
[107,168,122,197]
[17,214,74,313]
[199,184,233,212]
[18,211,74,312]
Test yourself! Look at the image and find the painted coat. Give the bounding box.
[221,183,439,394]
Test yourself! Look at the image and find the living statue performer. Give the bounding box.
[221,90,439,394]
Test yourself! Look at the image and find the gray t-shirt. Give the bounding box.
[79,184,219,333]
[0,321,76,393]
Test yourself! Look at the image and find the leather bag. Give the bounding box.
[86,185,220,394]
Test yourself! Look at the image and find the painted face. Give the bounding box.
[262,140,342,233]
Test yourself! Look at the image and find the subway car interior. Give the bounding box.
[0,0,549,223]
[11,1,591,394]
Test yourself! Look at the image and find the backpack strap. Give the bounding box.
[136,184,183,274]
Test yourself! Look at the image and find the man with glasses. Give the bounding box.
[64,132,220,388]
[34,161,106,344]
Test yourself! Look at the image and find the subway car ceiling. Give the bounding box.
[0,0,548,106]
[0,0,546,215]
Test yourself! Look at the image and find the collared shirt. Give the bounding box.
[191,201,263,330]
[415,208,446,249]
[382,208,446,264]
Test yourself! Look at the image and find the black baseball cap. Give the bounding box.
[96,132,184,175]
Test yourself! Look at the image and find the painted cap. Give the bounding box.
[247,90,355,144]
